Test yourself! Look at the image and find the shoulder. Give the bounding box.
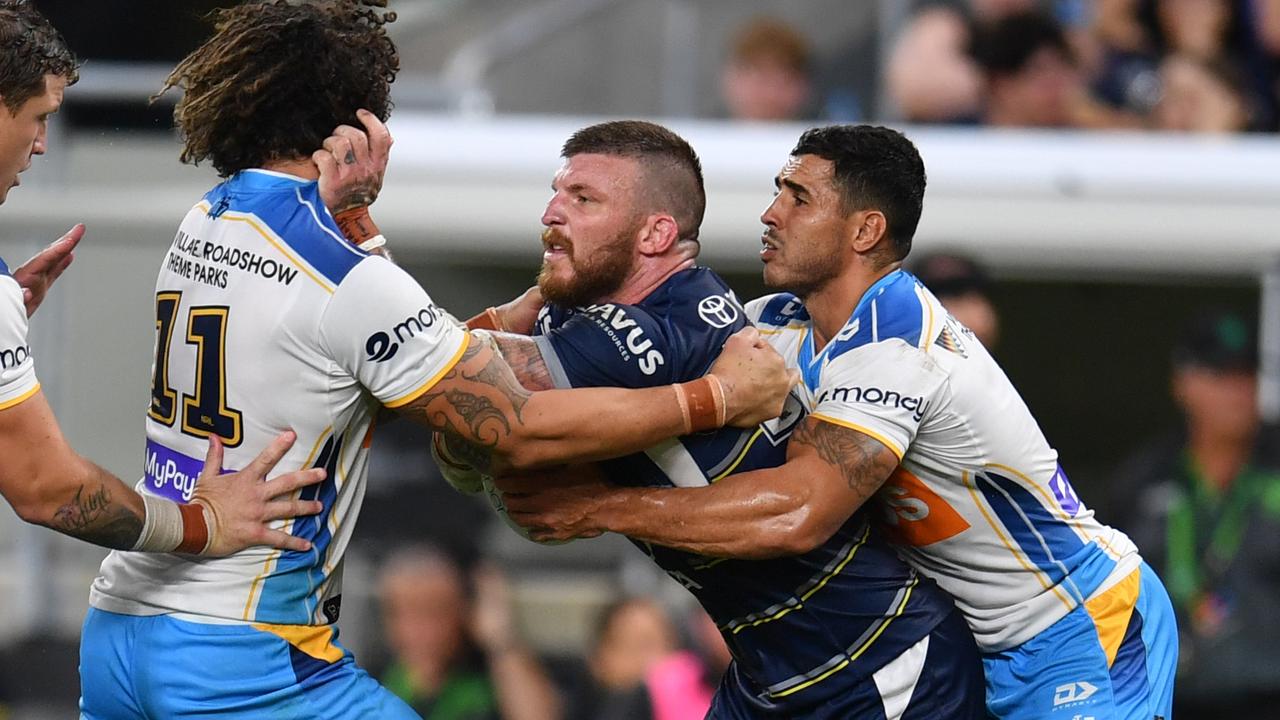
[208,171,370,287]
[0,256,9,277]
[745,292,808,329]
[827,270,942,362]
[646,267,747,339]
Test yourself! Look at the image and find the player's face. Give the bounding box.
[759,154,854,297]
[0,74,66,205]
[539,153,643,307]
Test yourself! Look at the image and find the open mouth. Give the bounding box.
[542,230,572,261]
[760,234,779,261]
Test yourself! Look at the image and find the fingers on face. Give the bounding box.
[356,109,393,155]
[322,135,356,166]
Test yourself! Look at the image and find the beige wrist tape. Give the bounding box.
[133,493,211,554]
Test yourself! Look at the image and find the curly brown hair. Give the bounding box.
[0,0,79,115]
[159,0,398,177]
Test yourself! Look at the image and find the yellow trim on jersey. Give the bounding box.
[962,471,1076,611]
[725,525,871,635]
[243,427,334,621]
[383,332,471,409]
[918,285,936,353]
[807,413,905,460]
[0,382,40,411]
[710,427,764,483]
[252,622,344,663]
[985,462,1121,559]
[757,322,808,336]
[218,212,336,295]
[1084,567,1140,667]
[770,576,919,698]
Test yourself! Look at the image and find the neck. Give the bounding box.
[804,261,900,351]
[1187,425,1255,492]
[600,249,697,306]
[261,158,319,180]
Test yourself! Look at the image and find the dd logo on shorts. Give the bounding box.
[698,295,739,329]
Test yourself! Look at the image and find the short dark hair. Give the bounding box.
[159,0,398,177]
[969,11,1073,77]
[561,120,706,244]
[0,0,78,115]
[790,125,926,262]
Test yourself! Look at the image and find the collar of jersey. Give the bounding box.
[230,168,315,191]
[797,269,905,391]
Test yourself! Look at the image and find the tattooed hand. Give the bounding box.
[315,108,393,215]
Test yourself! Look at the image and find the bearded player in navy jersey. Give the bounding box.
[340,120,985,719]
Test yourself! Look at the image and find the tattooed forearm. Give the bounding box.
[492,333,555,391]
[397,335,532,466]
[50,483,144,550]
[789,419,898,499]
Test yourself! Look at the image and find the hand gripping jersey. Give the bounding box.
[0,256,40,411]
[746,270,1143,652]
[90,170,469,625]
[533,267,957,712]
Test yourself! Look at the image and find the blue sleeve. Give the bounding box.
[534,304,675,389]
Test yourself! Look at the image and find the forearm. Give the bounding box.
[589,465,818,559]
[487,646,563,720]
[22,455,145,550]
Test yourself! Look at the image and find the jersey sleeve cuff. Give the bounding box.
[808,412,906,460]
[382,332,470,409]
[0,381,40,412]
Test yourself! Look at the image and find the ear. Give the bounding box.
[850,210,889,256]
[637,214,679,256]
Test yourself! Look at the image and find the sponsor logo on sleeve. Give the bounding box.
[365,305,444,363]
[0,343,30,371]
[816,384,928,422]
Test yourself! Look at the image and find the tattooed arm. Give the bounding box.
[499,415,900,558]
[398,329,792,474]
[0,389,324,553]
[434,331,555,472]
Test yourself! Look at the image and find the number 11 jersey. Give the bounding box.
[90,169,468,626]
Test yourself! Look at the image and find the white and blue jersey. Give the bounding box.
[81,170,466,719]
[533,268,981,718]
[748,269,1176,720]
[0,255,40,412]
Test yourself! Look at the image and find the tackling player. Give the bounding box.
[370,120,986,718]
[503,126,1179,720]
[0,0,324,557]
[78,3,792,719]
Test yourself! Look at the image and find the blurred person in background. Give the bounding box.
[884,0,1038,124]
[564,597,678,720]
[970,10,1135,128]
[644,609,732,720]
[1112,310,1280,718]
[377,545,560,720]
[911,252,1000,349]
[719,17,816,122]
[1153,53,1253,132]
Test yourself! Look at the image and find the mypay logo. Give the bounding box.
[1053,682,1098,708]
[366,306,442,363]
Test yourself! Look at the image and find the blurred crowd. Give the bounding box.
[723,0,1280,133]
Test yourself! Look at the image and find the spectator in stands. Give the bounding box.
[564,597,679,720]
[719,17,816,122]
[644,609,731,720]
[377,545,560,720]
[912,253,1000,349]
[1154,53,1253,132]
[970,10,1128,128]
[1111,310,1280,718]
[884,0,1036,124]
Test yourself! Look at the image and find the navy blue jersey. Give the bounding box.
[532,268,958,713]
